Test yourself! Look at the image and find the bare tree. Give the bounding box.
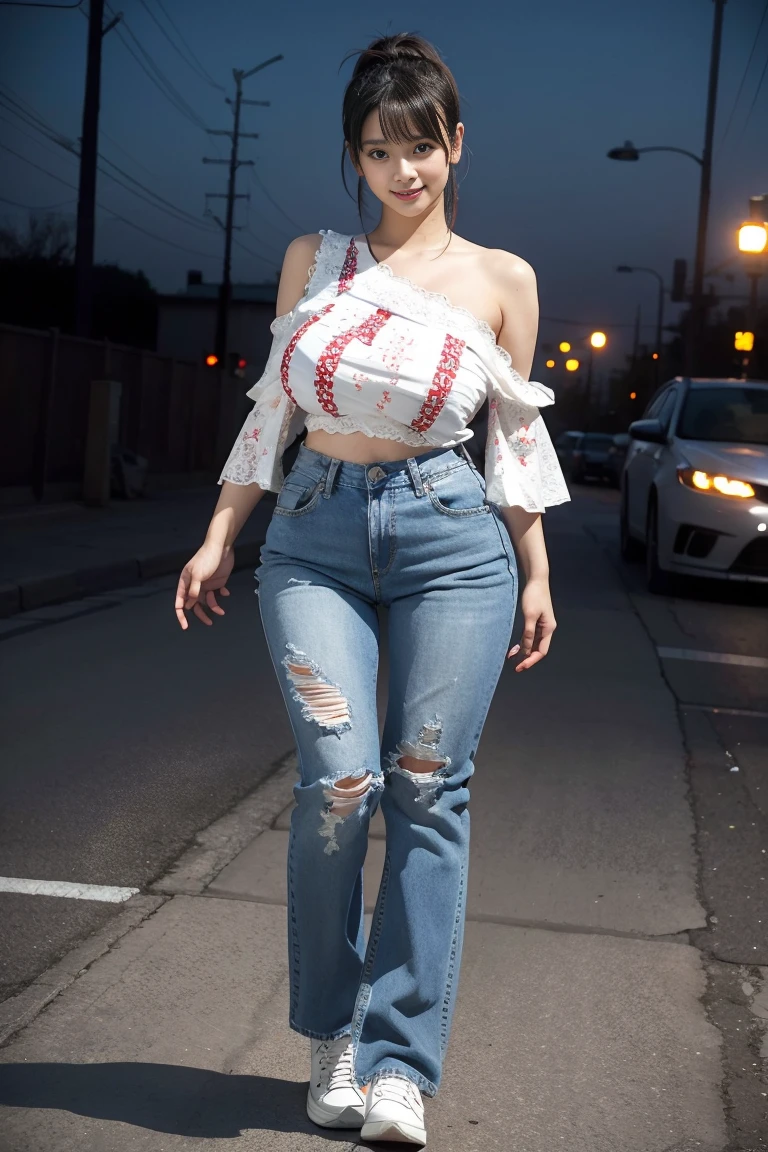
[0,212,75,265]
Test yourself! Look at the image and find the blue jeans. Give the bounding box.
[255,442,518,1097]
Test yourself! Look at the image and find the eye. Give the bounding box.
[368,149,387,160]
[414,143,433,154]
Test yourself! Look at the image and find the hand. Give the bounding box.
[507,576,556,671]
[175,542,235,630]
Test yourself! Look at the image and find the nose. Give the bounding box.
[394,158,419,183]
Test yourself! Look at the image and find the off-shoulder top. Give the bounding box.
[217,229,570,512]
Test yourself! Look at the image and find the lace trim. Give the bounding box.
[304,412,430,446]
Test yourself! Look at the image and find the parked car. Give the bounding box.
[569,432,615,482]
[620,377,768,592]
[605,433,630,488]
[554,430,583,475]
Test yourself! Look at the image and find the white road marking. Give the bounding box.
[0,877,140,902]
[657,646,768,670]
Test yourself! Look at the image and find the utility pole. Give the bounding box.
[204,56,282,366]
[686,0,727,377]
[74,0,120,339]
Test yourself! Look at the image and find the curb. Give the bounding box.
[0,540,265,621]
[0,750,296,1049]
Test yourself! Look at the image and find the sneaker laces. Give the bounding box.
[371,1073,422,1111]
[316,1036,355,1091]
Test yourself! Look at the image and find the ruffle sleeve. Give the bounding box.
[478,347,571,512]
[217,310,308,492]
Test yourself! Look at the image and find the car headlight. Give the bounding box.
[677,467,755,499]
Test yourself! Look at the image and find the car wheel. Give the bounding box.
[645,498,672,594]
[620,488,643,562]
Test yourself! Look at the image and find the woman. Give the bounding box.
[175,32,569,1147]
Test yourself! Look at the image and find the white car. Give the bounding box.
[620,377,768,592]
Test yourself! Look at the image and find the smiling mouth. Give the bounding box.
[392,187,424,197]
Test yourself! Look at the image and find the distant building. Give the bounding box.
[156,270,278,383]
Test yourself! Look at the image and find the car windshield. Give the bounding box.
[677,386,768,445]
[581,434,614,447]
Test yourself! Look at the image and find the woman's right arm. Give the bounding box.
[175,233,322,630]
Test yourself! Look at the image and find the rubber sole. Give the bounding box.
[360,1117,427,1145]
[305,1088,365,1129]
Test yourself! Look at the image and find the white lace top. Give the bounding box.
[218,229,570,512]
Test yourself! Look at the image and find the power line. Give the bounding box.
[1,140,220,259]
[0,194,76,209]
[135,0,225,92]
[154,0,224,91]
[107,8,210,133]
[0,1,82,7]
[739,49,768,136]
[717,0,768,150]
[249,165,310,236]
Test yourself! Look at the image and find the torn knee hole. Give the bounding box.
[396,755,448,775]
[319,772,380,855]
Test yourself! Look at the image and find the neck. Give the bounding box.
[366,195,451,255]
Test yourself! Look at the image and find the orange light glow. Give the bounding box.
[590,331,607,349]
[546,359,556,368]
[205,354,218,367]
[565,358,580,372]
[630,392,637,400]
[559,342,571,353]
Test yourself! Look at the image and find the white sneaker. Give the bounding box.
[306,1035,366,1128]
[360,1071,427,1146]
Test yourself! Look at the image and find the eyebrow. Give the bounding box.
[361,136,432,146]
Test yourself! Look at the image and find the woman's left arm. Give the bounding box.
[491,250,556,671]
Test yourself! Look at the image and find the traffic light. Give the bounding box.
[204,353,218,368]
[735,331,754,352]
[228,352,247,377]
[670,259,687,303]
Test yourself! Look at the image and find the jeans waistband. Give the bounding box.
[292,441,476,497]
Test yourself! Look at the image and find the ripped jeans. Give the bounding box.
[255,441,518,1098]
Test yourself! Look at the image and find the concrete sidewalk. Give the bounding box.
[0,485,275,621]
[0,503,744,1150]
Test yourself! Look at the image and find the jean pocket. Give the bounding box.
[425,466,490,517]
[274,477,324,516]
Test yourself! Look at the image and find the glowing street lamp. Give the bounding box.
[559,341,571,353]
[736,194,767,379]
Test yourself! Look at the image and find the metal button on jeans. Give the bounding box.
[367,466,386,482]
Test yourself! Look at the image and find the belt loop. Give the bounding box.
[406,455,425,497]
[323,457,341,498]
[458,441,474,467]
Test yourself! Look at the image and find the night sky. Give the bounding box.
[1,0,766,377]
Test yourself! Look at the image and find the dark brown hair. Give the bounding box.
[340,32,462,231]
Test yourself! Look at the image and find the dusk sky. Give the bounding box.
[1,0,766,378]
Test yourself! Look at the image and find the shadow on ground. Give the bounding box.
[0,1062,354,1141]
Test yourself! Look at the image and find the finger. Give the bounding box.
[174,574,190,610]
[175,607,188,630]
[515,649,547,672]
[188,576,202,603]
[537,632,554,658]
[206,589,225,616]
[193,602,212,626]
[521,625,536,655]
[219,586,230,597]
[507,643,521,659]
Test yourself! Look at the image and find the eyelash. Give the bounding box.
[367,143,433,160]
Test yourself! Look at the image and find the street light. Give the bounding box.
[616,265,665,391]
[582,332,608,429]
[606,0,728,377]
[736,193,767,379]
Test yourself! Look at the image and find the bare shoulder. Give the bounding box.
[484,246,537,294]
[276,233,324,315]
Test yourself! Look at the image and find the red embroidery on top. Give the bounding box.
[280,238,359,401]
[314,309,392,415]
[280,305,332,402]
[410,333,465,433]
[338,238,358,293]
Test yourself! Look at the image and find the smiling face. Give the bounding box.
[349,108,463,218]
